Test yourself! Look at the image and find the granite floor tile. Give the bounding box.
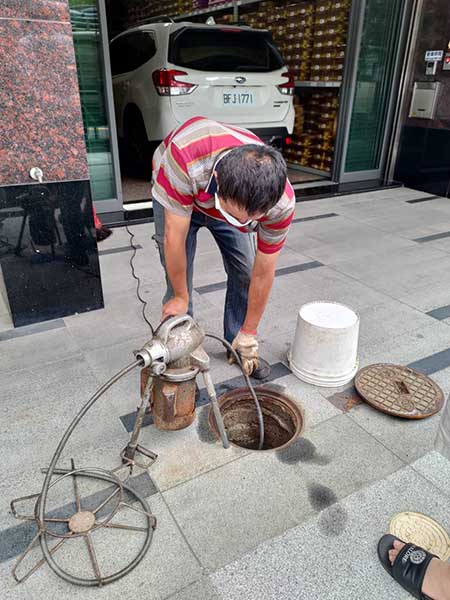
[260,374,341,429]
[358,320,450,368]
[349,403,441,463]
[211,466,450,600]
[0,326,81,374]
[410,450,450,497]
[64,287,161,352]
[163,577,220,600]
[163,414,402,570]
[358,299,436,344]
[140,414,249,493]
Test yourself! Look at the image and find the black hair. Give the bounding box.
[215,144,287,215]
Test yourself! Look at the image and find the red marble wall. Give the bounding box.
[0,1,89,184]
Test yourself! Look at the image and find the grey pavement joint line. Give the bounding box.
[0,472,157,564]
[426,304,450,321]
[195,261,323,295]
[98,244,143,256]
[0,318,65,342]
[119,362,291,432]
[414,231,450,243]
[151,464,205,571]
[292,212,338,224]
[407,347,450,375]
[406,195,442,204]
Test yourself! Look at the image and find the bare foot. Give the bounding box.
[389,540,450,600]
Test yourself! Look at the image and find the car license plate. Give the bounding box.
[222,89,255,107]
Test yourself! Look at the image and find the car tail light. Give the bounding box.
[285,136,292,146]
[152,69,197,96]
[278,72,295,96]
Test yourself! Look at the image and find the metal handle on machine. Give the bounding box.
[157,314,194,344]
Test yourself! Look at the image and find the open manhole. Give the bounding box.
[209,387,304,451]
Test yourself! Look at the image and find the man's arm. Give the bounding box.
[229,249,279,375]
[161,208,191,319]
[242,249,279,333]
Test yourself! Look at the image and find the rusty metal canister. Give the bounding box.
[141,360,197,431]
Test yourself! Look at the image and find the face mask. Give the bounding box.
[215,192,253,227]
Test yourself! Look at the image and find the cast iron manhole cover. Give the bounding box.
[355,364,444,419]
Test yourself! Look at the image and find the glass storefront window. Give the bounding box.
[345,0,404,173]
[70,0,116,201]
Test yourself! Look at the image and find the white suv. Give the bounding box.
[110,21,295,172]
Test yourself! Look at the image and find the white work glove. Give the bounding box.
[229,330,259,376]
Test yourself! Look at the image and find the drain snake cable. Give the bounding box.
[28,232,267,583]
[204,333,265,451]
[125,224,265,449]
[37,360,143,584]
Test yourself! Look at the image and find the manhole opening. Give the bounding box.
[209,388,304,451]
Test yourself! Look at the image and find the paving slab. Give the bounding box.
[163,414,402,570]
[396,280,450,312]
[304,230,415,265]
[211,465,450,600]
[358,299,435,344]
[347,205,450,235]
[163,577,220,600]
[64,287,161,352]
[358,319,450,368]
[260,375,340,429]
[410,450,450,497]
[331,245,450,296]
[0,326,81,375]
[348,403,441,463]
[140,412,249,493]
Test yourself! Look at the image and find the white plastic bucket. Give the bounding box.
[288,301,360,388]
[435,394,450,462]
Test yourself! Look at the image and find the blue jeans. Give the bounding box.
[153,200,256,342]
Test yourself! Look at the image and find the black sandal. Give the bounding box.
[378,534,437,600]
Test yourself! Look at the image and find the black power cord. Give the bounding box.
[126,225,154,335]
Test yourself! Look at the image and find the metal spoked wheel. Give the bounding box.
[11,464,156,586]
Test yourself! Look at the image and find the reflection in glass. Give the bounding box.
[70,1,116,201]
[345,0,403,172]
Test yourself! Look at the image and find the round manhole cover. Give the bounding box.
[209,387,304,451]
[390,512,450,561]
[355,364,444,419]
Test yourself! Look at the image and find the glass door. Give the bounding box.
[338,0,410,182]
[69,0,122,213]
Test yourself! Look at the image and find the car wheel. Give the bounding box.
[125,111,154,178]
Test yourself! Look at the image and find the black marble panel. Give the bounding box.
[0,180,104,327]
[395,126,450,197]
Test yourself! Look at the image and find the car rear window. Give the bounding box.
[169,27,284,72]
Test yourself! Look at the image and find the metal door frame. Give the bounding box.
[385,0,424,182]
[333,0,414,184]
[92,0,123,214]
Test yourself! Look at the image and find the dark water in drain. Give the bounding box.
[221,398,298,450]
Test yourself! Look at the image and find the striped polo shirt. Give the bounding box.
[152,116,295,254]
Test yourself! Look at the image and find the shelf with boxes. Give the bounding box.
[236,0,350,175]
[126,0,350,177]
[127,0,264,24]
